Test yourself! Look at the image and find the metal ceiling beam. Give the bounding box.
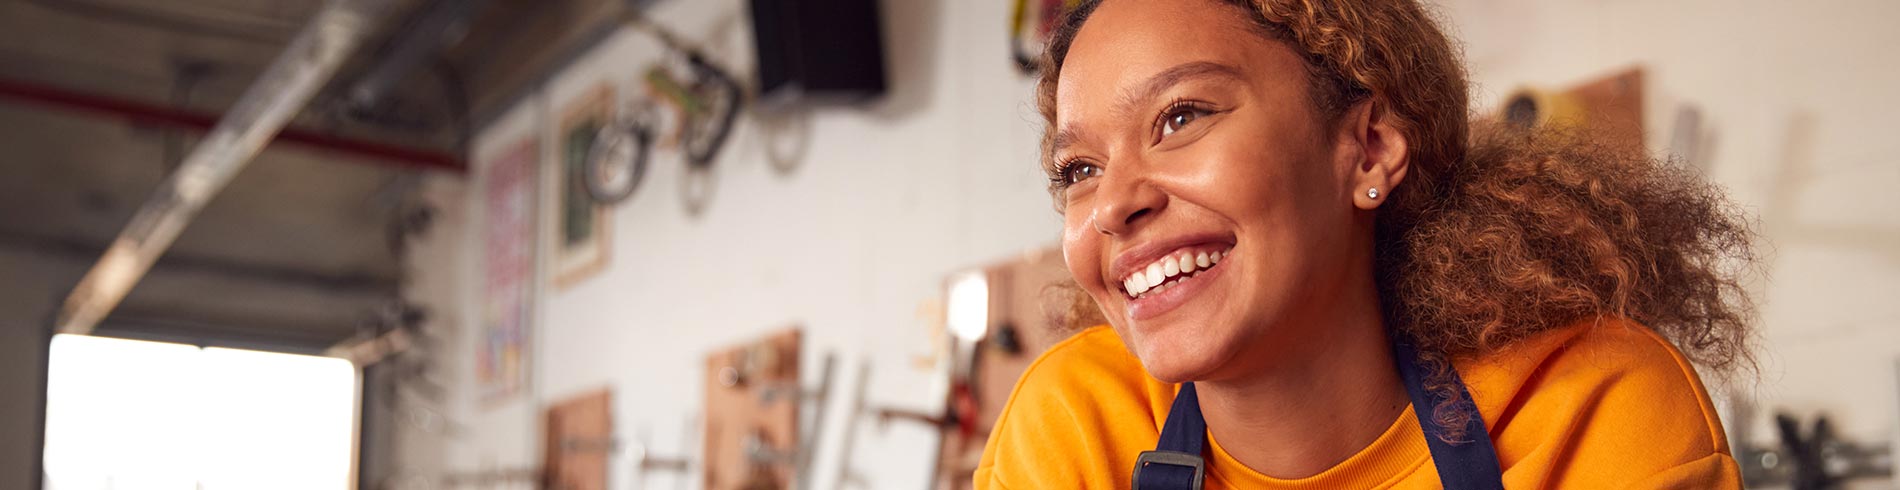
[0,230,397,296]
[55,0,397,336]
[0,77,464,173]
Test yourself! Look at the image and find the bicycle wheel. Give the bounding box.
[681,54,745,169]
[583,111,654,205]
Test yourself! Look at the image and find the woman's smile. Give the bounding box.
[1114,241,1233,321]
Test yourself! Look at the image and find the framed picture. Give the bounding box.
[554,84,615,289]
[480,137,538,403]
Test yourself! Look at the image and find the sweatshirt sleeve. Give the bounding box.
[975,327,1163,490]
[1485,319,1744,489]
[1626,452,1744,489]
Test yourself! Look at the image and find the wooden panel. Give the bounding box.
[543,388,613,490]
[446,0,626,124]
[931,246,1083,490]
[1565,67,1645,149]
[704,328,802,490]
[1499,67,1646,149]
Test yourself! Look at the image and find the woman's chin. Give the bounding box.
[1130,335,1228,384]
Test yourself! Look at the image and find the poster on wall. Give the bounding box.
[555,84,615,289]
[480,138,539,404]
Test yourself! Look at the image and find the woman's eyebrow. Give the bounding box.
[1052,61,1245,155]
[1117,61,1246,114]
[1052,126,1086,155]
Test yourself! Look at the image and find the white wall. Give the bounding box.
[430,0,1057,488]
[1440,0,1900,481]
[420,0,1900,488]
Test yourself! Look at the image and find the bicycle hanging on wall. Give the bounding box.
[582,11,746,217]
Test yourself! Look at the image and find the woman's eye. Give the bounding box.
[1161,107,1207,137]
[1065,163,1103,184]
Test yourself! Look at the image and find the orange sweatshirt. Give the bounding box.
[974,317,1741,489]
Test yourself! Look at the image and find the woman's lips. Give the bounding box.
[1123,248,1229,321]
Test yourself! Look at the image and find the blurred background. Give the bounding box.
[0,0,1895,489]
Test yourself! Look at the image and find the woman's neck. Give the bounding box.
[1193,282,1408,479]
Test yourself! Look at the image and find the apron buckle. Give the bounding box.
[1132,450,1205,490]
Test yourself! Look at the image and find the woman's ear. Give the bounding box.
[1337,98,1410,210]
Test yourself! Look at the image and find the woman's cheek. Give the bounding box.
[1061,214,1101,292]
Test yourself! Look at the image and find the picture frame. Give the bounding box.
[553,84,615,289]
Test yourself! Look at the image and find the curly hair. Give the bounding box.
[1038,0,1759,436]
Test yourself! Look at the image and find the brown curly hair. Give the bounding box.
[1038,0,1759,433]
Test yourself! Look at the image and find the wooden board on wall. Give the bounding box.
[704,328,802,490]
[1565,67,1646,149]
[1500,67,1646,150]
[932,246,1081,490]
[543,388,613,490]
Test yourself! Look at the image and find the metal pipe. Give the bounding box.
[324,328,413,366]
[0,77,464,173]
[55,0,396,336]
[25,0,294,44]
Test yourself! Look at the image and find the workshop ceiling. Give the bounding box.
[0,0,630,351]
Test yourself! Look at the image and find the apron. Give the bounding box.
[1130,338,1506,490]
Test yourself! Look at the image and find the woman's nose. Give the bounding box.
[1090,168,1167,236]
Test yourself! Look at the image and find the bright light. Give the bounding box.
[44,335,201,489]
[946,271,990,342]
[43,334,356,490]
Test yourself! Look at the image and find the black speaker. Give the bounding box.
[748,0,888,108]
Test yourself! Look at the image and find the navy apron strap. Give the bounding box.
[1133,338,1506,490]
[1393,338,1507,490]
[1132,382,1206,490]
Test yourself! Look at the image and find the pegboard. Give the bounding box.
[703,328,803,490]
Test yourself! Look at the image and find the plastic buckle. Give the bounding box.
[1132,450,1205,490]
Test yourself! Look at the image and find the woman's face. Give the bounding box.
[1054,0,1373,382]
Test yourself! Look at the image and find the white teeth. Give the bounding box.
[1123,248,1230,298]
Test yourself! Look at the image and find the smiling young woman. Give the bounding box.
[973,0,1757,489]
